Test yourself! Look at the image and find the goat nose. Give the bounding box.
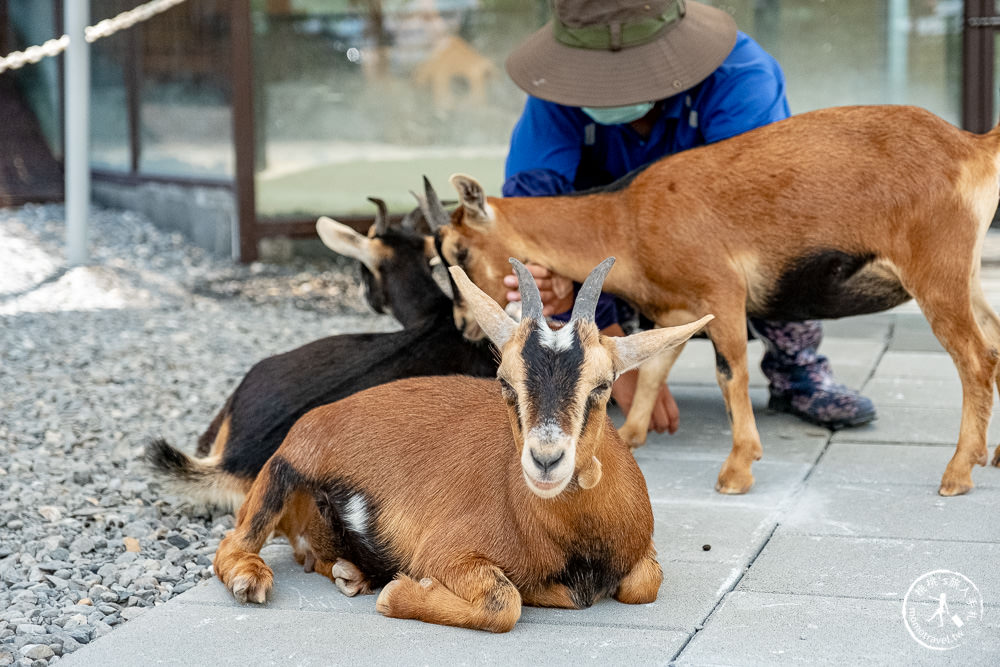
[530,449,564,473]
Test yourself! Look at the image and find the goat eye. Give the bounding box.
[498,378,516,401]
[591,381,611,396]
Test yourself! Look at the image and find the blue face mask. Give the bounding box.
[581,102,655,125]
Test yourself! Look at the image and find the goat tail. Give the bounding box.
[145,438,249,511]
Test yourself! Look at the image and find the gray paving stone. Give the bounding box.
[820,313,894,341]
[667,339,882,391]
[810,442,1000,488]
[676,591,1000,666]
[61,599,692,666]
[625,386,831,465]
[873,351,964,381]
[863,377,963,408]
[520,559,740,633]
[176,545,727,634]
[782,483,1000,541]
[188,545,749,636]
[888,314,945,352]
[653,505,776,565]
[832,404,1000,446]
[640,455,811,508]
[739,532,1000,602]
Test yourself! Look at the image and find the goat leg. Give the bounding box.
[916,267,998,495]
[708,310,762,494]
[614,540,662,605]
[618,343,685,448]
[968,285,1000,470]
[214,457,306,603]
[375,559,522,633]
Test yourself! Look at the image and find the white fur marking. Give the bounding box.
[528,420,567,444]
[537,322,574,352]
[344,494,368,537]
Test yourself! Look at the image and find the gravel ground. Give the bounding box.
[0,203,398,665]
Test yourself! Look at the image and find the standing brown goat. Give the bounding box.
[432,105,1000,497]
[212,258,712,632]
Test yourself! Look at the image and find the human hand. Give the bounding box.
[502,262,575,316]
[611,368,680,435]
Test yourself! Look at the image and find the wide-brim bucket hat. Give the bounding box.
[506,0,738,107]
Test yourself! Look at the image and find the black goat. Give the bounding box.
[148,190,497,506]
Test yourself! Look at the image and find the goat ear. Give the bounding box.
[449,174,492,228]
[316,216,375,270]
[607,315,714,375]
[448,265,517,348]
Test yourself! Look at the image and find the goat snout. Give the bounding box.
[530,449,564,474]
[521,434,575,499]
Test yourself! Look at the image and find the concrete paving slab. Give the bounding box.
[667,338,884,391]
[872,351,963,381]
[625,386,831,465]
[173,545,732,634]
[738,532,1000,602]
[819,313,893,341]
[640,455,811,508]
[887,314,944,353]
[831,404,1000,445]
[61,596,692,667]
[675,591,1000,666]
[810,442,1000,488]
[863,377,963,408]
[781,484,1000,541]
[653,505,776,565]
[519,559,741,633]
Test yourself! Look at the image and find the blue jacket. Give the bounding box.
[503,32,790,328]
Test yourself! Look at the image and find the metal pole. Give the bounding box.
[64,0,89,265]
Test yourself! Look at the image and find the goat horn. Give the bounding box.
[570,257,616,323]
[422,175,449,231]
[510,258,543,323]
[367,197,389,237]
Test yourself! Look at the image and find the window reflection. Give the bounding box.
[704,0,962,122]
[252,0,545,218]
[138,0,233,177]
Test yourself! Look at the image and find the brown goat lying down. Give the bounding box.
[434,105,1000,497]
[212,258,711,632]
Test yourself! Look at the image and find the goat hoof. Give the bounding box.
[331,559,372,597]
[375,580,403,616]
[227,557,273,604]
[302,553,316,573]
[938,478,974,497]
[992,446,1000,467]
[715,469,754,495]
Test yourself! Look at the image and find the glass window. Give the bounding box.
[8,0,62,157]
[137,0,234,178]
[252,0,546,219]
[706,1,963,125]
[90,0,131,172]
[254,0,967,220]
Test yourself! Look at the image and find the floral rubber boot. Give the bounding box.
[750,318,876,430]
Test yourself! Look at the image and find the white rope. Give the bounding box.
[0,0,189,74]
